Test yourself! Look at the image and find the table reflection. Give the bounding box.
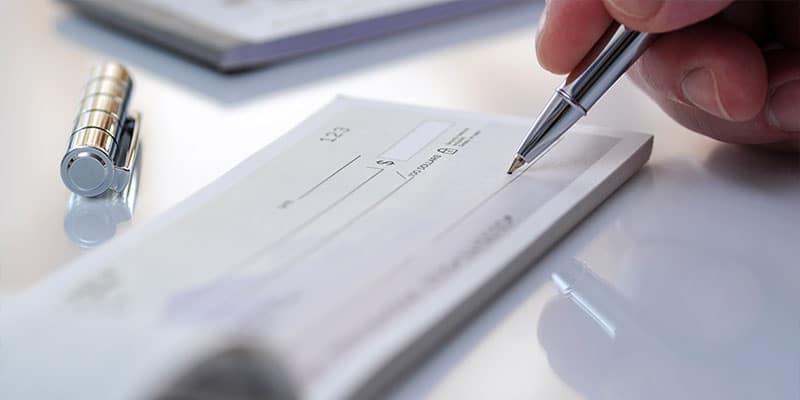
[64,168,139,248]
[538,155,800,400]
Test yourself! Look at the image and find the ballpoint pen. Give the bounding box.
[507,24,655,174]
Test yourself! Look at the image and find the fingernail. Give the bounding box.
[767,80,800,132]
[607,0,662,19]
[681,68,731,120]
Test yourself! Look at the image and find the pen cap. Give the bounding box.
[60,63,135,197]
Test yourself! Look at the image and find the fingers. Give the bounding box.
[536,0,734,74]
[535,0,800,148]
[630,44,800,146]
[766,51,800,132]
[602,0,733,32]
[536,0,612,74]
[631,23,768,122]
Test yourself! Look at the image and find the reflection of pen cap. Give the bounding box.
[64,162,138,249]
[60,63,141,197]
[64,190,135,248]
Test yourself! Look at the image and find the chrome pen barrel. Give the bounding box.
[512,25,655,167]
[517,93,585,162]
[561,24,655,110]
[60,63,141,197]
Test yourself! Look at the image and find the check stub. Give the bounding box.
[2,97,652,399]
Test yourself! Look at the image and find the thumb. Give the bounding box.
[603,0,734,32]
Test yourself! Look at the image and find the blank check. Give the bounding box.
[7,97,652,399]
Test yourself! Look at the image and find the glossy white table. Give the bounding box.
[1,2,798,398]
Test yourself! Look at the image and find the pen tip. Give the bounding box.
[507,155,526,175]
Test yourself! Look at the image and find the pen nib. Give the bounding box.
[507,155,526,175]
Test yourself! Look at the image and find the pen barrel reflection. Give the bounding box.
[64,164,139,248]
[551,260,646,341]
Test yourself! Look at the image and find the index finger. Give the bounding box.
[536,0,612,74]
[603,0,734,33]
[536,0,734,74]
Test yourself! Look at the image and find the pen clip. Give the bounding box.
[110,112,141,192]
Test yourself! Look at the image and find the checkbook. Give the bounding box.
[0,97,652,399]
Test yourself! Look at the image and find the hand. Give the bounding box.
[536,0,800,151]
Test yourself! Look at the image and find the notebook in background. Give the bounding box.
[62,0,526,72]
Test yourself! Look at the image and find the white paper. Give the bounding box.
[3,97,652,399]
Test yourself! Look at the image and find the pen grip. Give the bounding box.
[562,24,655,111]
